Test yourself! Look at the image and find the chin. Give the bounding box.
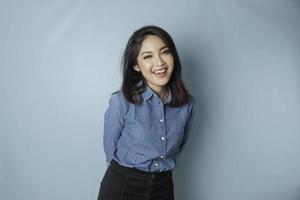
[157,80,170,87]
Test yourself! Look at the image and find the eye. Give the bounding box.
[162,49,170,55]
[143,55,152,59]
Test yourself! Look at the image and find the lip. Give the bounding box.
[153,67,167,74]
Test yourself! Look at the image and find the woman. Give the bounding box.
[98,25,195,200]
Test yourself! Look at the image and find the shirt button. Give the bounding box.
[160,155,164,159]
[161,136,165,141]
[154,163,159,167]
[159,119,164,122]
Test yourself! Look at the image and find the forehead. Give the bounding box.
[139,35,167,51]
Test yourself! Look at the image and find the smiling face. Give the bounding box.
[133,35,174,95]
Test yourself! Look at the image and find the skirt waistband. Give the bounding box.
[109,159,172,178]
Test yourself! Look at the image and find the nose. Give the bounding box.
[156,55,165,67]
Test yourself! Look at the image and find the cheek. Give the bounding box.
[167,57,174,69]
[164,55,174,65]
[137,60,149,70]
[142,62,153,70]
[138,63,153,76]
[168,66,174,76]
[168,59,175,74]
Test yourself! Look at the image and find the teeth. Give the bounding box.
[154,69,166,74]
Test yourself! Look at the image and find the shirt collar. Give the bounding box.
[139,80,172,104]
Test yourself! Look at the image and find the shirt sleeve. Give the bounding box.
[103,92,125,165]
[178,95,195,153]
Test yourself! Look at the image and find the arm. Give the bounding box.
[178,96,195,154]
[103,92,125,166]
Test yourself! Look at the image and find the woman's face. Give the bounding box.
[134,35,174,94]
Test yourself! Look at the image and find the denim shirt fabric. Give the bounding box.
[103,84,195,172]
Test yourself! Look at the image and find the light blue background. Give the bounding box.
[1,0,300,199]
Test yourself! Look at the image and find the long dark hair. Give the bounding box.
[121,25,189,107]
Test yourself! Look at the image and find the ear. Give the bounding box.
[133,65,141,72]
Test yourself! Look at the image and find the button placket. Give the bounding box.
[154,97,167,169]
[159,101,167,166]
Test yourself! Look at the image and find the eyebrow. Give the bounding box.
[141,46,168,56]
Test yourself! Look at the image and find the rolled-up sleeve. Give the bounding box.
[103,92,125,165]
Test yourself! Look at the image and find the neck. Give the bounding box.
[144,81,169,100]
[151,86,168,100]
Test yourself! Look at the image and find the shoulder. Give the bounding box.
[186,93,195,118]
[185,94,195,123]
[108,90,129,110]
[187,93,195,108]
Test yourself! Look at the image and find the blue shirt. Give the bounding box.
[103,84,195,172]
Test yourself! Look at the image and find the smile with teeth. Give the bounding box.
[153,68,167,74]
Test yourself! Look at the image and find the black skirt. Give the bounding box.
[97,160,174,200]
